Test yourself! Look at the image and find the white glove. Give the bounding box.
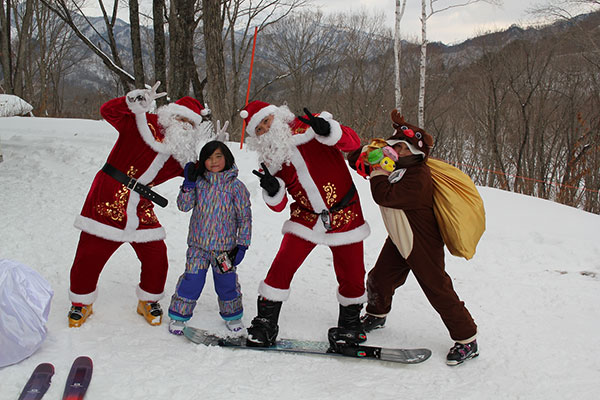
[126,81,167,114]
[215,120,230,142]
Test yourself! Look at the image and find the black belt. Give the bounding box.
[101,163,168,208]
[302,184,357,231]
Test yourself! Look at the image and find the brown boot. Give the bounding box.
[68,304,93,328]
[137,300,163,326]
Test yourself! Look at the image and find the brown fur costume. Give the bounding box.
[348,111,477,342]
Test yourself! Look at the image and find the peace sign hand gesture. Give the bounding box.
[126,81,167,114]
[297,107,331,137]
[252,162,281,197]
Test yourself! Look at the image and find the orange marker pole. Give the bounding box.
[240,26,258,149]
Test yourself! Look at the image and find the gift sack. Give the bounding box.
[426,159,485,260]
[0,259,53,367]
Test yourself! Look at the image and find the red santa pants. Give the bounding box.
[70,231,168,300]
[264,233,366,300]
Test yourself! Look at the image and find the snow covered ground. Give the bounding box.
[1,116,599,399]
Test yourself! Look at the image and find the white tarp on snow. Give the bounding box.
[0,94,33,117]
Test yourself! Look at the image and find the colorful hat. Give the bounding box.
[386,109,434,159]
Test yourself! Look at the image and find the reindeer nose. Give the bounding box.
[403,128,415,138]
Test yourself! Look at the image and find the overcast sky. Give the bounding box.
[316,0,554,44]
[81,0,589,45]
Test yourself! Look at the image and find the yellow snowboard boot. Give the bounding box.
[137,300,163,326]
[68,304,93,328]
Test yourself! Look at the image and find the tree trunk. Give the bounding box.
[168,0,195,99]
[129,0,145,87]
[394,0,406,112]
[152,0,167,105]
[418,0,427,127]
[203,0,228,125]
[12,0,34,98]
[0,0,13,93]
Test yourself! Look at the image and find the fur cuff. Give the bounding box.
[136,285,164,302]
[69,289,98,305]
[337,289,368,306]
[263,177,286,207]
[313,111,342,146]
[258,280,291,302]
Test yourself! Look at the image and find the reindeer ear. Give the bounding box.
[390,109,403,125]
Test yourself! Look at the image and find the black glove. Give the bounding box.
[297,107,330,137]
[252,162,280,197]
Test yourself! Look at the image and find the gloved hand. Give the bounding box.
[126,81,167,114]
[297,107,330,136]
[182,161,198,191]
[215,120,230,142]
[229,245,248,266]
[252,162,280,197]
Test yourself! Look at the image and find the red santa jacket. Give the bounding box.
[263,112,370,246]
[74,96,183,243]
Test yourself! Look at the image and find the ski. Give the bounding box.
[18,363,54,400]
[183,326,431,364]
[62,356,93,400]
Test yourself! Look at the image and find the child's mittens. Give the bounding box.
[181,162,198,191]
[230,245,248,266]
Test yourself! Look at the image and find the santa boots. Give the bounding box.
[330,304,367,344]
[246,297,282,347]
[68,303,93,327]
[137,300,163,326]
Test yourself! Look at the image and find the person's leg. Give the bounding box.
[168,247,210,322]
[69,231,122,303]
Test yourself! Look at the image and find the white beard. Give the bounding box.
[245,105,296,172]
[160,115,214,166]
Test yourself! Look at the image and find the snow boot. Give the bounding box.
[137,300,163,326]
[336,304,367,343]
[225,318,244,333]
[446,339,479,366]
[168,319,186,335]
[360,313,386,332]
[246,297,282,347]
[68,304,93,328]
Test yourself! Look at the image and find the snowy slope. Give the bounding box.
[0,116,599,399]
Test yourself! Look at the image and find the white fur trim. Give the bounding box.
[292,127,315,146]
[282,220,370,246]
[289,147,329,217]
[159,103,204,126]
[313,112,343,146]
[258,280,290,302]
[135,113,168,154]
[245,105,279,136]
[136,285,164,302]
[74,215,166,243]
[337,289,368,306]
[69,288,98,304]
[263,177,286,206]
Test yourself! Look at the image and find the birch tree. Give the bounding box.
[417,0,501,127]
[394,0,407,112]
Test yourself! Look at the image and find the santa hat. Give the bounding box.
[240,100,279,136]
[386,109,434,159]
[158,96,209,127]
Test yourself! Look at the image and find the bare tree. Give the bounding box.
[129,0,145,87]
[39,0,135,88]
[417,0,501,127]
[394,0,407,112]
[152,0,167,105]
[203,0,228,124]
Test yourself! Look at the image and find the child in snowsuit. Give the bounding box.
[168,140,252,334]
[348,110,478,366]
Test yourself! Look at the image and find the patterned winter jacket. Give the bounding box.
[177,164,251,251]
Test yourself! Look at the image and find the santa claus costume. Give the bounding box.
[68,84,214,327]
[242,100,370,347]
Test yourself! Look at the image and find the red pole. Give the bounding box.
[240,26,258,149]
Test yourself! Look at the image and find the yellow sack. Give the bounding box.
[426,158,485,260]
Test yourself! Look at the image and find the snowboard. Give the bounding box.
[18,363,54,400]
[183,326,431,364]
[62,356,93,400]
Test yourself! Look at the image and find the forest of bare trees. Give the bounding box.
[1,0,598,214]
